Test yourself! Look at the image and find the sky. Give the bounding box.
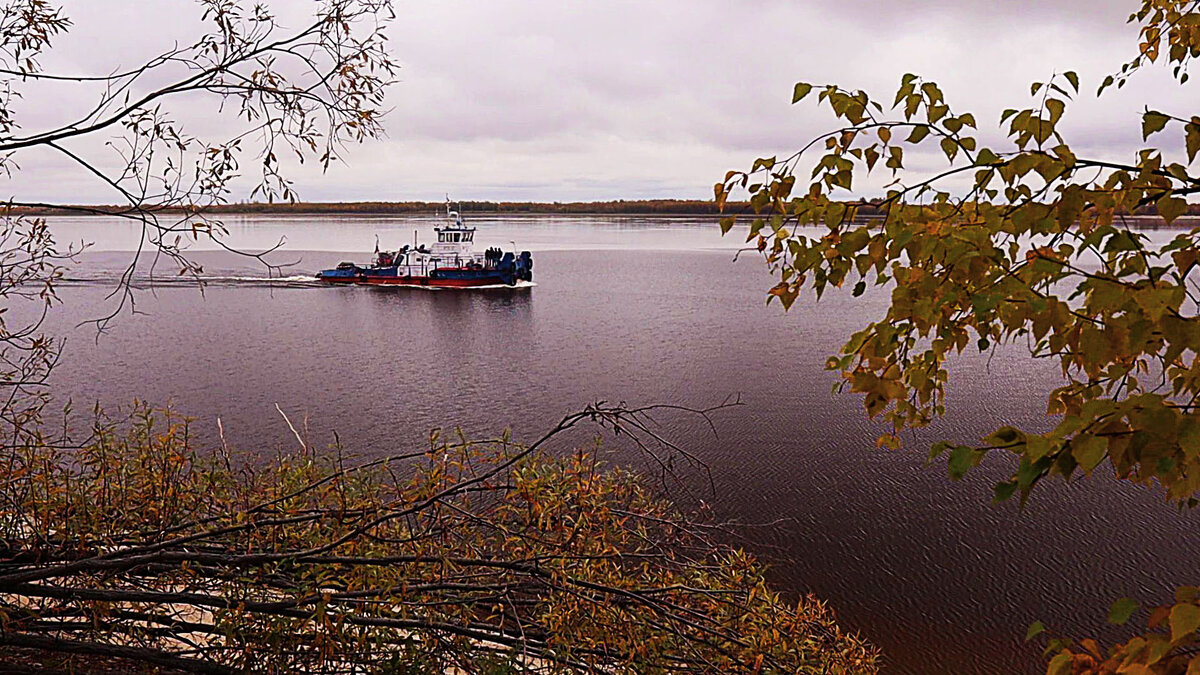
[3,0,1197,204]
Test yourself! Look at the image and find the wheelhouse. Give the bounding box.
[436,229,474,243]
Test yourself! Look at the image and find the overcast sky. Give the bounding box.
[5,0,1197,203]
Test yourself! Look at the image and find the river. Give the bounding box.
[29,213,1200,674]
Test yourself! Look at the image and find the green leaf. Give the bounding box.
[948,445,983,480]
[1071,435,1108,475]
[1025,620,1046,642]
[792,82,813,103]
[864,146,880,171]
[1143,110,1170,140]
[1063,71,1079,93]
[1108,597,1139,625]
[1137,284,1183,322]
[975,148,1001,165]
[993,480,1018,503]
[940,137,958,160]
[1171,603,1200,642]
[1046,98,1065,124]
[1052,144,1077,169]
[985,426,1024,446]
[1186,122,1200,164]
[1159,194,1188,226]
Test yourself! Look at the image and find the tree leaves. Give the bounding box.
[1046,651,1073,675]
[1143,110,1171,140]
[1186,120,1200,163]
[726,70,1200,511]
[1046,98,1066,124]
[940,136,959,160]
[1159,195,1188,226]
[792,82,813,103]
[1071,435,1108,475]
[0,403,882,674]
[1172,604,1200,643]
[906,125,930,143]
[1109,598,1140,625]
[1063,70,1080,93]
[947,445,984,480]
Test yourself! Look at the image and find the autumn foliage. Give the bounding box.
[0,405,878,673]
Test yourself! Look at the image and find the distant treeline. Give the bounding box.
[7,199,1199,217]
[7,200,744,216]
[223,199,746,215]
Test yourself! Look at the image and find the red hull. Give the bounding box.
[319,275,510,288]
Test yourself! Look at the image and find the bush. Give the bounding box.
[0,404,877,674]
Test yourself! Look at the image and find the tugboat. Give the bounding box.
[316,202,533,288]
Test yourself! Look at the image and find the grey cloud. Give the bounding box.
[0,0,1192,204]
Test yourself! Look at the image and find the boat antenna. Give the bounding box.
[374,234,379,254]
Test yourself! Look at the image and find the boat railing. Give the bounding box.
[386,251,492,275]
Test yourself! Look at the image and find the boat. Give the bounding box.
[315,202,533,288]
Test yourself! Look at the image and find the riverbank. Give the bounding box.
[10,199,740,217]
[11,198,1199,221]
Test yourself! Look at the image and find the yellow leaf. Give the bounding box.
[1171,603,1200,643]
[1158,195,1188,226]
[1136,285,1183,323]
[1187,122,1200,164]
[1143,110,1170,140]
[1046,651,1071,675]
[1072,435,1108,474]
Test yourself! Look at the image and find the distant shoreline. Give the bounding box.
[9,200,739,217]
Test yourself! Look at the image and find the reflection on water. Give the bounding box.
[33,215,1200,675]
[43,213,746,256]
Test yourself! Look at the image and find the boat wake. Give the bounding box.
[62,274,322,288]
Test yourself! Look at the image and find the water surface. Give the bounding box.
[33,214,1200,675]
